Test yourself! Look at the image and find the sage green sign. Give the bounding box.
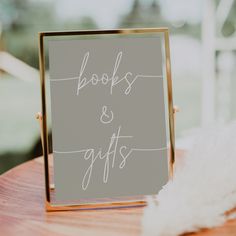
[48,37,168,201]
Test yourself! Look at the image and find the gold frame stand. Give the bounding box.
[37,28,176,211]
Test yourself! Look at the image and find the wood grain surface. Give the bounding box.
[0,152,236,236]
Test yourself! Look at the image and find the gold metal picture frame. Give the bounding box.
[38,28,175,211]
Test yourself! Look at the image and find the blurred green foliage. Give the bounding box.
[1,0,235,68]
[0,0,97,68]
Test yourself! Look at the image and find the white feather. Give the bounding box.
[142,122,236,236]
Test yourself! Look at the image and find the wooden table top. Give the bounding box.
[0,153,236,236]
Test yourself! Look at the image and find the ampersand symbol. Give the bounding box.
[100,106,114,124]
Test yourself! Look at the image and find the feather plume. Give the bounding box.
[142,122,236,236]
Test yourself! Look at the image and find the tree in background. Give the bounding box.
[119,0,166,28]
[119,0,201,39]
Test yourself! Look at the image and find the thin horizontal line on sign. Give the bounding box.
[49,75,163,82]
[53,147,168,154]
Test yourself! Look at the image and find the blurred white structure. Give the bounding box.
[0,52,39,82]
[202,0,236,126]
